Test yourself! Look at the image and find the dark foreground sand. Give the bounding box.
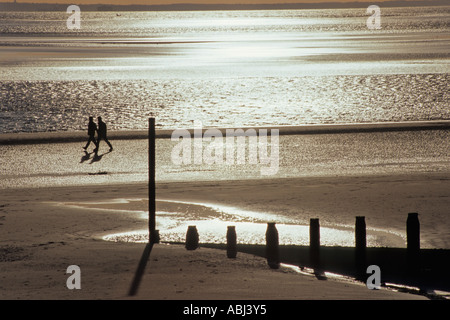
[2,173,449,300]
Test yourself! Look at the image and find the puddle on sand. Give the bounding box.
[54,197,405,247]
[103,220,367,246]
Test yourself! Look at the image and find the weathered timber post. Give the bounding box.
[310,218,320,269]
[227,226,237,258]
[266,222,280,269]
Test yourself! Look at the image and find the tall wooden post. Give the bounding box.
[149,118,159,244]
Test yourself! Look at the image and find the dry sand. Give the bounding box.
[2,173,448,300]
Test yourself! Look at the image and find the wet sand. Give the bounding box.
[1,123,449,191]
[1,126,449,300]
[1,120,449,144]
[0,181,434,300]
[2,171,450,300]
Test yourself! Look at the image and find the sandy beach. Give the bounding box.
[1,171,449,300]
[1,5,449,309]
[1,124,449,302]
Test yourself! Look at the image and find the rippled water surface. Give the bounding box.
[0,7,449,133]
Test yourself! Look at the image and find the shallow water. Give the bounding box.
[0,7,449,133]
[57,198,406,247]
[1,8,448,250]
[1,74,449,133]
[1,130,448,189]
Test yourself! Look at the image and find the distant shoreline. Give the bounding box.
[0,1,449,12]
[1,120,449,145]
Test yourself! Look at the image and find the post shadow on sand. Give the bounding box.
[202,213,450,295]
[265,221,327,280]
[128,242,154,296]
[128,117,159,297]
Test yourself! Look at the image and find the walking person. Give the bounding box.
[95,116,113,153]
[83,116,98,151]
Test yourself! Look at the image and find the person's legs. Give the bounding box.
[94,137,99,152]
[94,136,112,153]
[84,136,95,149]
[94,137,101,153]
[104,137,113,151]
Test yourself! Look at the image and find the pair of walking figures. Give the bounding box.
[83,116,113,154]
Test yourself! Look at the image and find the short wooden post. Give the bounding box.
[309,218,320,268]
[186,225,199,250]
[226,226,237,259]
[355,216,367,276]
[406,212,420,269]
[265,222,280,269]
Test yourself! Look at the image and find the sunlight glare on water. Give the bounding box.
[0,7,449,133]
[98,199,398,247]
[104,220,367,247]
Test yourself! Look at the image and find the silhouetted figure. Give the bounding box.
[83,116,98,151]
[95,116,113,153]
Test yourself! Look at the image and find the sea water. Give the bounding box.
[0,7,449,133]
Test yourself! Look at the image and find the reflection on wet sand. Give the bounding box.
[54,198,406,247]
